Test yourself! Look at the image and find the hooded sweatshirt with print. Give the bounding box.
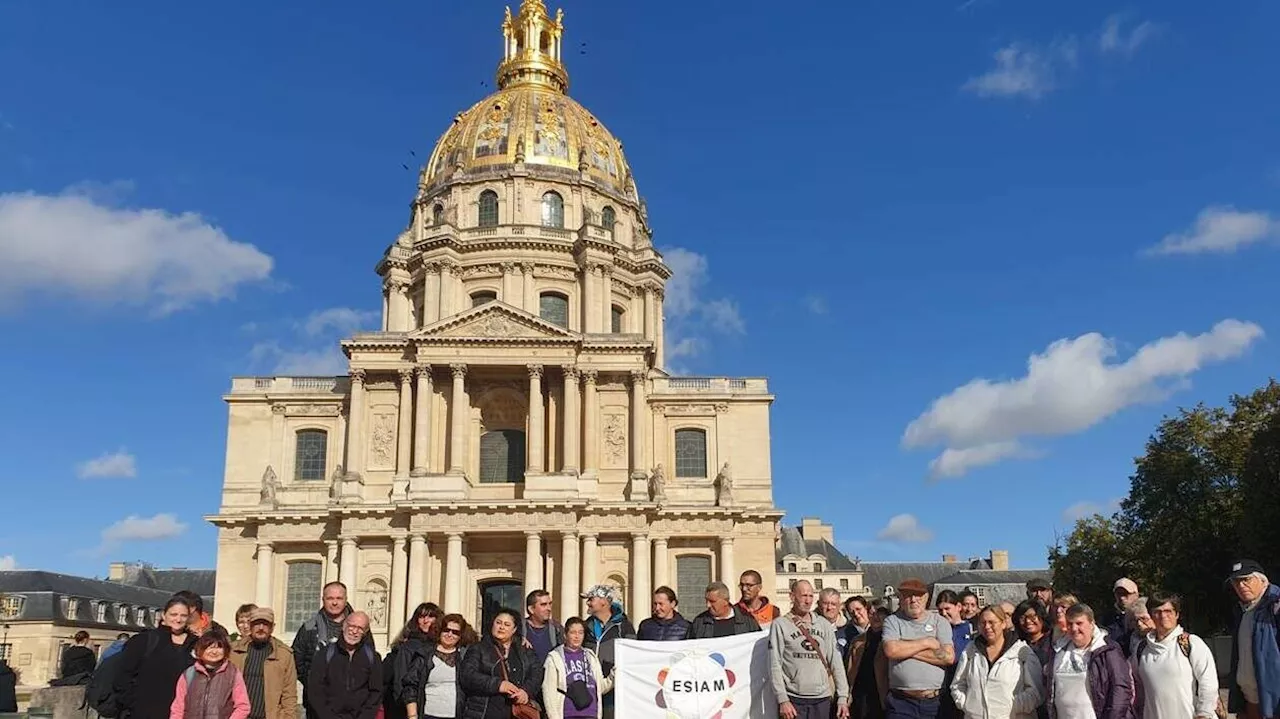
[770,612,850,704]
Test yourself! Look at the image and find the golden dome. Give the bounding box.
[420,1,635,196]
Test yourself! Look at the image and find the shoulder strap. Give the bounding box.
[794,616,836,683]
[183,666,197,686]
[1176,633,1193,659]
[1136,638,1150,660]
[363,644,376,664]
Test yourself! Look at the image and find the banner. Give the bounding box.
[615,630,777,719]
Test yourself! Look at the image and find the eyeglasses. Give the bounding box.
[441,627,461,636]
[739,582,758,588]
[346,625,369,634]
[1149,608,1176,616]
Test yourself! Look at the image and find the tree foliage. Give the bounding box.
[1050,380,1280,634]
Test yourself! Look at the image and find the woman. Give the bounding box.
[1014,601,1053,671]
[1124,599,1154,656]
[61,631,98,680]
[951,605,1043,719]
[1051,594,1078,644]
[543,618,613,719]
[116,596,198,719]
[846,606,891,719]
[459,608,542,719]
[398,612,477,719]
[1133,593,1219,719]
[389,604,444,719]
[170,632,250,719]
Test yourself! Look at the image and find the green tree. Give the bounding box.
[1049,514,1130,614]
[1240,409,1280,576]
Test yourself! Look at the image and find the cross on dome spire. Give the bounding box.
[497,0,569,93]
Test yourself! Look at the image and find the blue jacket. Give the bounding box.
[637,613,692,641]
[1230,583,1280,717]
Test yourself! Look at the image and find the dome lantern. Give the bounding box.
[497,0,569,94]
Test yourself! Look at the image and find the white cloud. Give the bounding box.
[806,295,828,315]
[1146,206,1278,256]
[1100,15,1158,56]
[1063,498,1123,523]
[250,341,348,376]
[76,450,138,479]
[903,320,1264,476]
[927,441,1040,480]
[302,307,379,337]
[876,514,935,543]
[101,514,187,545]
[658,247,746,363]
[0,555,16,571]
[0,186,273,314]
[962,43,1058,100]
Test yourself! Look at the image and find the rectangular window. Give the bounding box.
[285,562,323,632]
[970,586,987,603]
[295,430,328,481]
[611,307,624,333]
[0,644,10,661]
[675,555,711,615]
[815,579,824,590]
[674,429,708,478]
[840,578,849,590]
[539,294,569,328]
[0,596,23,620]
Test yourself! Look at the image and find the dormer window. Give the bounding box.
[0,595,24,620]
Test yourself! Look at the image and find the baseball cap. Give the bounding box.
[248,607,276,625]
[898,578,928,596]
[1227,559,1266,581]
[580,585,614,601]
[1026,578,1051,591]
[1113,578,1138,595]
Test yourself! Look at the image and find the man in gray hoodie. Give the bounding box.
[770,580,851,719]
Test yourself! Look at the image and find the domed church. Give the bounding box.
[208,0,781,646]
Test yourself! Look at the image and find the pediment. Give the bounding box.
[414,303,578,341]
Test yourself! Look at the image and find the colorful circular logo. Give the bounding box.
[654,649,737,719]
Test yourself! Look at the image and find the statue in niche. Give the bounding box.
[328,465,344,502]
[715,462,734,507]
[514,136,526,163]
[365,584,387,626]
[259,466,278,508]
[648,464,667,503]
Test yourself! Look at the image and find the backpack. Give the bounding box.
[1137,632,1226,719]
[84,631,161,718]
[323,642,376,667]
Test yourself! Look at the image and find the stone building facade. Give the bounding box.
[775,518,871,601]
[207,0,781,647]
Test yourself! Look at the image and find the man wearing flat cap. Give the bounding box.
[1227,559,1280,719]
[231,607,298,719]
[1026,578,1053,608]
[882,578,954,719]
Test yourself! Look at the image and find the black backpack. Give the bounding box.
[84,632,160,718]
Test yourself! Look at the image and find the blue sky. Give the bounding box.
[2,0,1278,578]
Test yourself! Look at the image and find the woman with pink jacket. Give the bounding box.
[171,632,251,719]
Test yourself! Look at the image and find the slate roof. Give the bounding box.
[860,560,993,599]
[0,570,174,628]
[934,569,1049,586]
[111,563,216,612]
[775,526,860,571]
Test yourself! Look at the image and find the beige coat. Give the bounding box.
[542,645,614,719]
[229,636,298,719]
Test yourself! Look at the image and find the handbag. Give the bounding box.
[498,648,541,719]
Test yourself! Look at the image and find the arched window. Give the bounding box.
[674,428,708,478]
[539,292,569,328]
[295,430,328,481]
[284,562,322,632]
[814,563,824,573]
[675,555,711,614]
[432,204,445,225]
[479,429,526,483]
[787,563,797,573]
[541,191,564,228]
[601,206,616,231]
[471,291,497,307]
[478,190,499,227]
[610,305,624,333]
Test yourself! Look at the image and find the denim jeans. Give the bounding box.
[885,693,941,719]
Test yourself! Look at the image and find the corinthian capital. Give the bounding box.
[527,364,544,380]
[350,368,367,385]
[630,369,646,385]
[449,363,468,379]
[561,364,580,381]
[398,367,416,384]
[581,369,599,385]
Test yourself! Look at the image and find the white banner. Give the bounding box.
[614,630,777,719]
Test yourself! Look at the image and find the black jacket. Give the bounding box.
[61,645,97,679]
[582,610,636,676]
[292,606,362,687]
[0,661,17,713]
[306,642,383,719]
[458,638,542,719]
[637,613,692,642]
[114,628,196,719]
[685,609,760,639]
[392,636,468,719]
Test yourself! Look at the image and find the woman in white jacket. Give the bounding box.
[543,617,614,719]
[1133,593,1219,719]
[952,604,1044,719]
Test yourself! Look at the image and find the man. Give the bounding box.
[957,591,980,623]
[819,588,849,658]
[1048,604,1131,719]
[881,578,955,719]
[294,582,363,719]
[100,633,131,661]
[520,589,564,664]
[1027,578,1054,608]
[1106,578,1141,655]
[1226,559,1280,719]
[582,585,635,719]
[174,589,225,637]
[841,596,872,660]
[306,612,381,719]
[230,607,297,719]
[638,586,692,641]
[737,570,782,627]
[771,580,850,719]
[232,603,258,641]
[688,581,762,639]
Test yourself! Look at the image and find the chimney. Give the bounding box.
[942,554,957,563]
[800,517,834,545]
[990,550,1009,571]
[108,562,127,581]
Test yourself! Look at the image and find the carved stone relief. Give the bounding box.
[602,412,627,467]
[364,580,388,626]
[368,408,397,470]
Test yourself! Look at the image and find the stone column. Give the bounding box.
[629,370,647,474]
[600,266,613,331]
[580,533,598,590]
[631,533,651,618]
[652,537,670,590]
[444,533,464,613]
[324,540,339,585]
[561,366,580,473]
[643,287,656,342]
[523,531,543,598]
[387,280,410,332]
[719,537,736,586]
[448,364,467,475]
[527,365,545,474]
[389,535,407,630]
[559,531,579,623]
[424,264,442,324]
[346,369,367,479]
[655,288,666,369]
[406,534,426,615]
[254,542,274,607]
[339,537,358,587]
[584,265,601,333]
[582,370,599,474]
[412,367,433,475]
[450,265,466,318]
[269,404,285,477]
[521,263,536,313]
[396,369,414,478]
[502,263,520,303]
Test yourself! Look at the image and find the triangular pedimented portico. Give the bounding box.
[413,301,579,343]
